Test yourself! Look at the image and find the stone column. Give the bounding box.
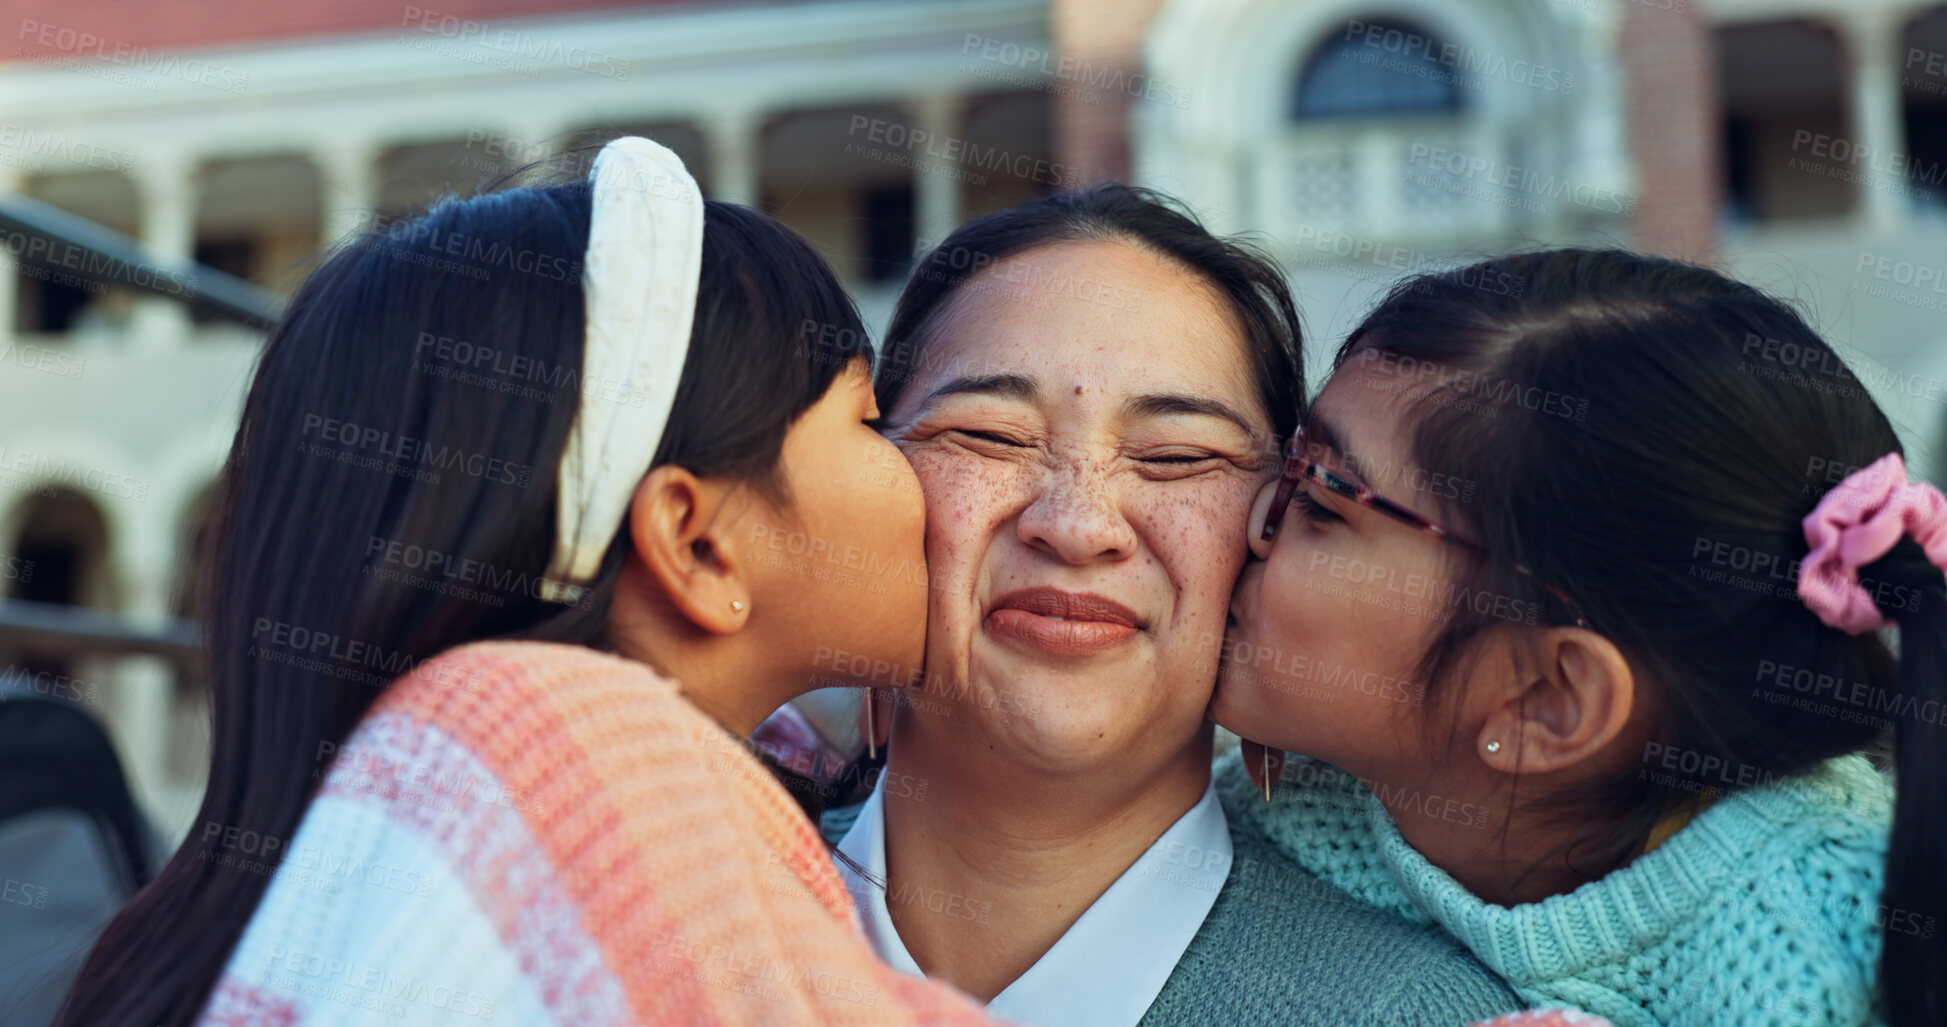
[704,108,761,206]
[911,93,965,248]
[316,143,381,245]
[1846,10,1907,233]
[129,154,198,353]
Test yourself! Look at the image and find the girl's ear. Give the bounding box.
[625,465,753,636]
[1478,628,1636,775]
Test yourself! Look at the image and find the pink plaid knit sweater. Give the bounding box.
[193,640,1001,1025]
[188,639,1607,1027]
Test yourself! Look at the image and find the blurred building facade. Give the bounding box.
[0,0,1942,841]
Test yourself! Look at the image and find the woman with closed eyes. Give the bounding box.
[820,184,1525,1027]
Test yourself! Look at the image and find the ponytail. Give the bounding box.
[1334,249,1944,1024]
[1864,538,1947,1026]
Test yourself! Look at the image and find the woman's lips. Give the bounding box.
[985,588,1142,656]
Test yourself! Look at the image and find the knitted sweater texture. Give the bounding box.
[195,641,1000,1026]
[1218,750,1897,1027]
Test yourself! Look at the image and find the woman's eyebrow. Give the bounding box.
[1124,393,1255,436]
[918,372,1040,407]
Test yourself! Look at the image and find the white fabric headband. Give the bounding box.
[539,136,705,603]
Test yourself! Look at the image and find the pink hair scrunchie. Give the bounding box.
[1468,1010,1612,1027]
[1798,452,1947,634]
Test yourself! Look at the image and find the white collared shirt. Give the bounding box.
[834,779,1232,1027]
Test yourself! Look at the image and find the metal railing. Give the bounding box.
[0,190,279,658]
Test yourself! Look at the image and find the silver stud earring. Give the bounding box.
[1485,740,1502,754]
[729,599,745,613]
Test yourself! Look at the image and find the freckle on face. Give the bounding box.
[886,239,1272,768]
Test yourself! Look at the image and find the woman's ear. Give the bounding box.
[1478,628,1636,776]
[625,465,753,636]
[1246,478,1280,561]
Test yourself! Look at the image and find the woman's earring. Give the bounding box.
[866,696,876,760]
[730,599,745,613]
[856,690,890,760]
[1485,740,1502,754]
[1243,741,1280,802]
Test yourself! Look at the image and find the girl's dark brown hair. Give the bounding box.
[54,184,869,1027]
[1340,247,1941,1025]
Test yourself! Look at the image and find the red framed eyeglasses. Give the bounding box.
[1260,424,1587,627]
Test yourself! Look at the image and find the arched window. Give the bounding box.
[3,488,111,683]
[1292,18,1462,120]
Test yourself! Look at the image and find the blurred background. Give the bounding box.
[0,0,1942,856]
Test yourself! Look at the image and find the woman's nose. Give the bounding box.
[1016,462,1137,565]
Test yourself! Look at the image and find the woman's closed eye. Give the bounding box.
[1139,449,1219,464]
[1132,448,1227,480]
[952,428,1030,447]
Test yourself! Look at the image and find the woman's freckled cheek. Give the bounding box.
[906,450,1011,568]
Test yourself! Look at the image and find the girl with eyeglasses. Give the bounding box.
[1216,248,1944,1027]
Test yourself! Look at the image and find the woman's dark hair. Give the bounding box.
[55,180,869,1027]
[876,183,1305,446]
[1337,247,1942,1025]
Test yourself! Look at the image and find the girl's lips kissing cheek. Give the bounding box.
[985,587,1143,656]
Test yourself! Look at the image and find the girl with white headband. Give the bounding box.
[1218,249,1945,1025]
[56,138,998,1027]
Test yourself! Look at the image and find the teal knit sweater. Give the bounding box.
[821,798,1521,1025]
[1219,750,1897,1027]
